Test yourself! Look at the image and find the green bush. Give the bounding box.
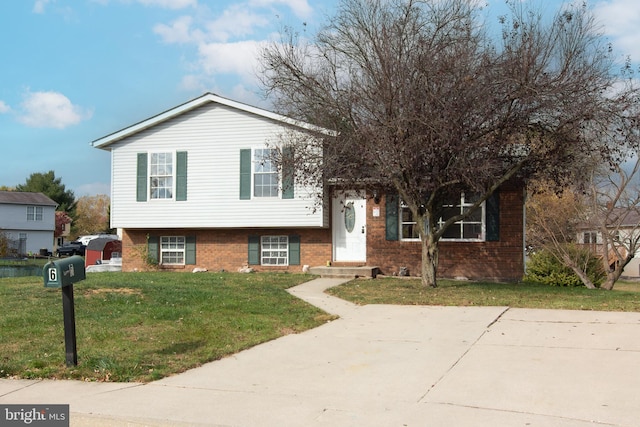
[525,246,605,287]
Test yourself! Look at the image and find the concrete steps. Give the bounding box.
[308,266,379,279]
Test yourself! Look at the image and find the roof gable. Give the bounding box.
[0,191,58,207]
[92,92,334,149]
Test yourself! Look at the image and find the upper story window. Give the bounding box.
[400,193,485,241]
[150,152,173,199]
[26,206,43,221]
[253,148,278,198]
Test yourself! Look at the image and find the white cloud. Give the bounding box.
[154,15,202,44]
[198,40,266,80]
[249,0,313,19]
[204,5,270,42]
[33,0,53,14]
[137,0,197,9]
[0,101,10,114]
[18,91,93,129]
[593,0,640,61]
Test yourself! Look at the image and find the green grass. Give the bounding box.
[327,277,640,312]
[0,272,330,382]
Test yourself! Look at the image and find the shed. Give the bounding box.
[85,238,122,267]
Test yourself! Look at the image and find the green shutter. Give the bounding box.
[282,146,294,199]
[248,235,260,265]
[176,151,188,201]
[486,190,500,242]
[136,153,148,202]
[147,235,159,264]
[289,235,300,265]
[185,235,196,264]
[240,149,251,200]
[385,194,399,241]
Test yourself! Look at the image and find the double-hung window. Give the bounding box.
[150,152,173,199]
[261,236,288,265]
[26,206,43,221]
[253,148,278,197]
[400,201,420,240]
[399,193,485,241]
[160,236,185,265]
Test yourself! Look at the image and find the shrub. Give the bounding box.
[525,246,605,287]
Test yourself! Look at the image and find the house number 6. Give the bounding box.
[48,268,57,282]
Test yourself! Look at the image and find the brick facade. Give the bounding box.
[365,186,525,281]
[121,186,524,281]
[121,228,332,272]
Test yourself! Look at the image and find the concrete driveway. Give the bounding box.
[1,278,640,426]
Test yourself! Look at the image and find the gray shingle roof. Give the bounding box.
[0,191,58,207]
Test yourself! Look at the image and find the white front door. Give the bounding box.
[333,191,367,262]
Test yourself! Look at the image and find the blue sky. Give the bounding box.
[0,0,638,197]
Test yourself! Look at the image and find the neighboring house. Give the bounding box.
[0,191,57,256]
[92,93,525,281]
[578,209,640,279]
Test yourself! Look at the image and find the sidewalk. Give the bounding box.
[1,278,640,426]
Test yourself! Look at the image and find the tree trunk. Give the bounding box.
[561,253,597,289]
[421,234,439,288]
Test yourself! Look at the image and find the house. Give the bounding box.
[92,93,525,281]
[0,191,57,256]
[578,209,640,279]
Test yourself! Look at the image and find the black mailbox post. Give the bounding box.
[43,256,86,366]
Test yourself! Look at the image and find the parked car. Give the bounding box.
[56,241,86,257]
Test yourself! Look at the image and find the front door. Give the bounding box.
[333,191,367,262]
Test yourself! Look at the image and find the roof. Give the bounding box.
[91,92,336,149]
[0,191,58,207]
[86,237,122,251]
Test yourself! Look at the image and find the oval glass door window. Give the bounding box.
[344,202,355,233]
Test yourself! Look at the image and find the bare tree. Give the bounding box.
[260,0,638,287]
[587,160,640,290]
[526,181,600,289]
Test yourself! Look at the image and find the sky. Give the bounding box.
[1,0,639,198]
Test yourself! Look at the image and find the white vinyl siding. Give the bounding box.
[109,103,326,229]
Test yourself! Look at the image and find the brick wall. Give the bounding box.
[121,228,332,272]
[366,187,525,281]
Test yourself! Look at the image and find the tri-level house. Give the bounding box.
[0,191,57,256]
[93,93,525,280]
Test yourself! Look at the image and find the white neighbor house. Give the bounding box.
[0,191,57,256]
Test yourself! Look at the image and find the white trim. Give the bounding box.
[92,93,336,149]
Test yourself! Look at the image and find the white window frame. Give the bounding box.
[261,235,288,265]
[26,206,43,221]
[160,236,185,265]
[150,152,174,200]
[253,148,279,198]
[399,193,486,242]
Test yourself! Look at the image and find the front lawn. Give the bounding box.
[0,272,330,382]
[327,277,640,312]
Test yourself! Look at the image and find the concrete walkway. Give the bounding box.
[1,278,640,426]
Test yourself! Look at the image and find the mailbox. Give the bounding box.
[43,256,86,288]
